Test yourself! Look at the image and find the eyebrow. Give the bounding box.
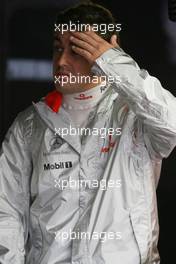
[53,34,62,43]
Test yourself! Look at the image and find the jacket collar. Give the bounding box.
[45,90,63,113]
[33,99,81,154]
[44,87,117,114]
[33,86,120,155]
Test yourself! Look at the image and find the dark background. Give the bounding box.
[0,0,176,263]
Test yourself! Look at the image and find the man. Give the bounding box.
[0,2,176,264]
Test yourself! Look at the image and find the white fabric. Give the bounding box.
[62,82,110,128]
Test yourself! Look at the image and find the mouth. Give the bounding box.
[56,72,70,77]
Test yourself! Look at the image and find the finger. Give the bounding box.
[72,45,92,61]
[71,31,98,48]
[70,36,95,54]
[83,27,103,42]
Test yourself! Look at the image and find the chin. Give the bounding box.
[55,84,84,94]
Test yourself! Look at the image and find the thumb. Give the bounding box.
[110,34,119,47]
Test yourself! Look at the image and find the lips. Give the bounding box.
[56,72,70,77]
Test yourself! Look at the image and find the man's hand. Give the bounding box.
[70,29,119,66]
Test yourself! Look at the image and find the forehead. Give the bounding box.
[54,31,71,44]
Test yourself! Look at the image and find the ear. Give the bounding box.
[110,34,119,48]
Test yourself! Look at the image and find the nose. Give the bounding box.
[57,50,70,67]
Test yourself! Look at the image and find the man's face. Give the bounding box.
[53,31,96,94]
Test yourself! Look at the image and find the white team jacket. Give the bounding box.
[0,47,176,264]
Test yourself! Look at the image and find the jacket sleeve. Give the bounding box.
[0,115,32,263]
[92,47,176,158]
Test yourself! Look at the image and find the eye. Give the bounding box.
[71,49,77,55]
[53,46,63,53]
[71,48,79,56]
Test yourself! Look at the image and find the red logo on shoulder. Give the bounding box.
[101,135,116,153]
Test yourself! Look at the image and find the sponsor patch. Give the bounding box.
[49,136,64,151]
[44,162,72,170]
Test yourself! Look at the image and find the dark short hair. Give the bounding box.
[55,1,120,42]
